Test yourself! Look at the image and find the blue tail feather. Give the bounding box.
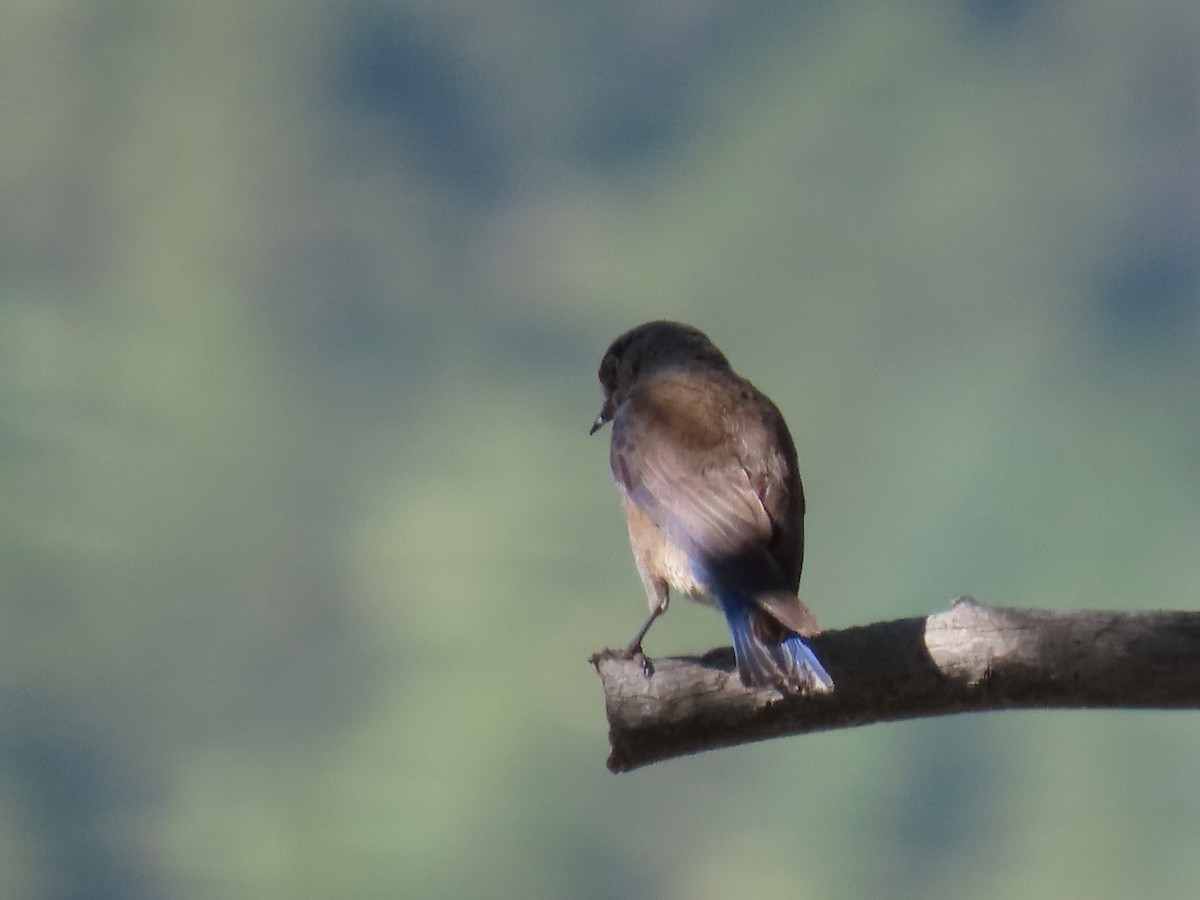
[779,633,834,692]
[717,589,833,693]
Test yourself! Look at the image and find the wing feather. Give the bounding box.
[609,375,808,624]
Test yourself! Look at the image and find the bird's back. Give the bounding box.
[613,366,806,603]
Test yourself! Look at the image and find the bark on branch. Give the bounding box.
[590,597,1200,772]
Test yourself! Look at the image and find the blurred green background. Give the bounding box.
[3,1,1200,897]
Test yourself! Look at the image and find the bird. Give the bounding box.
[590,320,833,693]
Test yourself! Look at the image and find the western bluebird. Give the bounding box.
[590,321,832,693]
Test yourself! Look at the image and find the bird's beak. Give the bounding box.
[589,400,612,435]
[585,396,614,434]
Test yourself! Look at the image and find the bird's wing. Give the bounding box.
[610,383,791,600]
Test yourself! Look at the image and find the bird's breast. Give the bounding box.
[621,495,715,605]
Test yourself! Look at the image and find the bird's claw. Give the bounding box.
[621,644,656,679]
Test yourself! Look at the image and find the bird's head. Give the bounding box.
[590,320,728,434]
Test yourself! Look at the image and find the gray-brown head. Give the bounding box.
[589,321,731,434]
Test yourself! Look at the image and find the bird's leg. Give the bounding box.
[625,593,668,677]
[624,605,663,656]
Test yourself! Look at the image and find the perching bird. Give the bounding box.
[590,321,832,693]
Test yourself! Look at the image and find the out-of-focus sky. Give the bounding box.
[2,2,1199,898]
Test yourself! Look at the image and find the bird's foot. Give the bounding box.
[621,642,655,679]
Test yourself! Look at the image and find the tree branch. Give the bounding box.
[590,597,1200,772]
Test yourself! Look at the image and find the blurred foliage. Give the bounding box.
[1,0,1199,898]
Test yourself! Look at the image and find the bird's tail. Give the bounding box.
[719,592,834,694]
